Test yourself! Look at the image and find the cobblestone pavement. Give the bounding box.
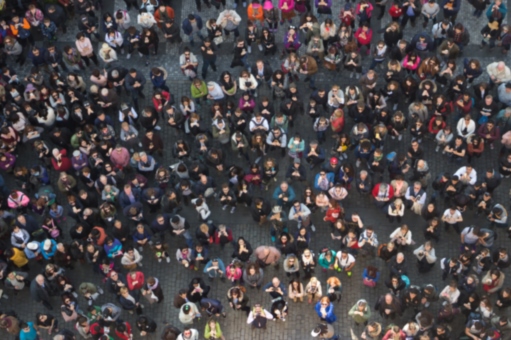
[3,0,511,339]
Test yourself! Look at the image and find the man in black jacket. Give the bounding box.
[30,275,54,310]
[252,60,273,88]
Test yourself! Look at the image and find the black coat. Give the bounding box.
[30,279,52,303]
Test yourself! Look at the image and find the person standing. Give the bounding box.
[200,38,217,79]
[125,68,146,111]
[30,274,54,311]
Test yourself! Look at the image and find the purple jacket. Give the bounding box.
[71,153,89,171]
[315,0,332,7]
[283,32,301,50]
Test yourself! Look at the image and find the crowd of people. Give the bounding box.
[0,0,511,339]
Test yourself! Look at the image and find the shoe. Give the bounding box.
[138,263,143,267]
[247,46,252,54]
[166,257,171,263]
[350,72,354,78]
[243,1,247,6]
[158,258,162,263]
[356,160,361,168]
[126,53,131,59]
[88,299,93,306]
[356,73,360,79]
[154,125,161,130]
[139,246,144,252]
[230,207,236,214]
[222,312,227,318]
[347,271,352,277]
[140,304,145,309]
[336,267,341,272]
[435,146,440,152]
[138,142,142,147]
[311,224,316,232]
[222,205,228,210]
[258,44,263,51]
[98,287,104,294]
[271,236,276,242]
[398,135,402,141]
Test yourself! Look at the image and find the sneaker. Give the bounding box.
[347,271,352,277]
[166,257,171,263]
[88,299,93,306]
[398,135,402,141]
[336,267,341,272]
[258,44,263,51]
[356,160,361,168]
[138,52,143,57]
[391,135,395,140]
[138,263,143,267]
[243,1,247,6]
[350,72,354,79]
[154,125,161,130]
[435,146,440,152]
[222,205,228,210]
[158,258,162,263]
[356,74,360,79]
[310,224,316,232]
[138,142,142,147]
[139,246,144,252]
[281,317,286,321]
[230,207,236,214]
[140,304,145,309]
[126,53,131,59]
[98,287,104,294]
[247,46,252,54]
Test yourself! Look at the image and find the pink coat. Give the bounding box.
[226,265,243,281]
[8,191,30,209]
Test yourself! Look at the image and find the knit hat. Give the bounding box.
[263,0,273,10]
[73,150,81,157]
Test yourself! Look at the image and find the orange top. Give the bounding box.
[9,18,30,37]
[247,4,264,22]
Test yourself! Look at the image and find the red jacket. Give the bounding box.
[371,183,394,200]
[152,91,170,113]
[324,207,342,223]
[114,322,132,340]
[214,229,233,244]
[354,28,372,45]
[428,116,446,135]
[389,6,403,18]
[127,271,145,291]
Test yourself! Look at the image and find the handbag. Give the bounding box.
[281,62,290,74]
[213,36,224,45]
[363,278,376,287]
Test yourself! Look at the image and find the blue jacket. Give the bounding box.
[200,298,224,315]
[272,186,296,205]
[104,238,123,258]
[28,48,46,67]
[119,187,141,209]
[203,259,226,278]
[133,228,152,243]
[315,301,337,323]
[263,281,287,299]
[182,15,203,35]
[314,172,335,190]
[40,239,57,260]
[150,71,166,88]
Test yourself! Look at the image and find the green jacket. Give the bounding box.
[205,321,223,339]
[348,300,371,324]
[191,82,208,99]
